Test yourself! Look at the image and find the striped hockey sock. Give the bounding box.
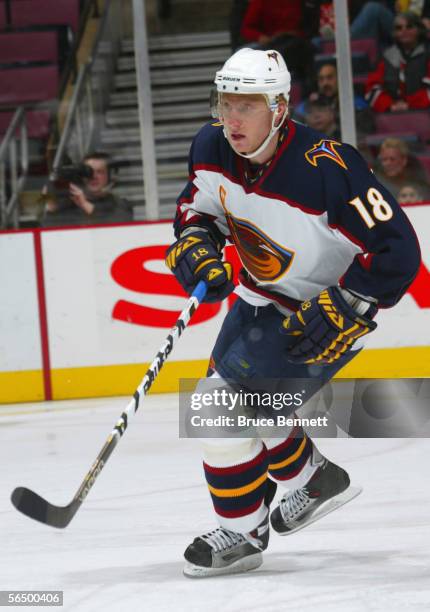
[266,425,316,487]
[203,444,269,533]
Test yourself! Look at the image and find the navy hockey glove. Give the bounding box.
[281,287,377,365]
[166,231,234,303]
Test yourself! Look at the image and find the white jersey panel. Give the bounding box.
[182,169,363,303]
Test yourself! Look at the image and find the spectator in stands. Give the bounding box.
[350,1,395,43]
[392,1,430,33]
[42,152,132,227]
[294,62,374,138]
[294,62,368,116]
[373,137,429,196]
[239,0,320,87]
[397,182,430,203]
[303,95,341,140]
[365,11,430,112]
[318,1,395,44]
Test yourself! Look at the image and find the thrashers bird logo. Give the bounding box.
[219,186,294,282]
[305,140,347,170]
[267,51,280,66]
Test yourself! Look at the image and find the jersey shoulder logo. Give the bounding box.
[305,139,347,170]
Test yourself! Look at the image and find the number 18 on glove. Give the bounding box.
[282,286,377,365]
[166,231,234,303]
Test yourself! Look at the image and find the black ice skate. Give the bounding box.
[184,479,277,578]
[183,515,269,578]
[270,455,362,536]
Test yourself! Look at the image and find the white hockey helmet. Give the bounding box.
[213,48,291,159]
[214,48,291,108]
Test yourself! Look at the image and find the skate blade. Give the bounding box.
[183,552,262,578]
[278,485,363,536]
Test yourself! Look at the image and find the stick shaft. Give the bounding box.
[73,281,206,504]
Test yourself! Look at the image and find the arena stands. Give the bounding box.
[1,0,430,229]
[0,0,100,226]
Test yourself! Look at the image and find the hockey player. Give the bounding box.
[166,48,421,577]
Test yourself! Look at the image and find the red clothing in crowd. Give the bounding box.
[240,0,304,42]
[365,43,430,112]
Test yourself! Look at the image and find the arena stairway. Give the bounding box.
[99,30,231,219]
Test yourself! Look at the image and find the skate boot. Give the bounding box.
[183,479,277,578]
[270,456,360,535]
[183,514,269,578]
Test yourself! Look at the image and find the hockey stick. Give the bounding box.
[11,280,207,528]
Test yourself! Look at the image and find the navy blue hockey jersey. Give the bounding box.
[174,119,420,311]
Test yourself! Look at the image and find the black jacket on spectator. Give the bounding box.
[42,192,133,227]
[383,43,430,98]
[366,40,430,110]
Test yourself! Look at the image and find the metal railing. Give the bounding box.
[0,107,29,228]
[58,0,101,99]
[51,0,123,173]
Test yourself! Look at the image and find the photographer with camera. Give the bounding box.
[42,152,133,227]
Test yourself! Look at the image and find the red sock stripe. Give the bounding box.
[203,447,268,476]
[268,436,304,466]
[267,426,302,455]
[268,439,312,481]
[213,498,264,519]
[269,460,308,482]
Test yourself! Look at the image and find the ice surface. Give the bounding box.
[1,394,429,612]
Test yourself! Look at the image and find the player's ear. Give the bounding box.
[275,101,287,125]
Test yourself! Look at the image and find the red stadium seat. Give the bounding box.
[374,112,430,143]
[0,31,58,64]
[0,65,58,104]
[11,0,79,33]
[321,38,379,68]
[0,109,51,139]
[416,154,430,182]
[365,132,419,154]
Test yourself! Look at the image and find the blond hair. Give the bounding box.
[380,138,409,157]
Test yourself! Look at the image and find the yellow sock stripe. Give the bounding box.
[268,437,307,471]
[207,472,267,498]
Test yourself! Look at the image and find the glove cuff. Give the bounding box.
[331,287,377,328]
[337,287,378,319]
